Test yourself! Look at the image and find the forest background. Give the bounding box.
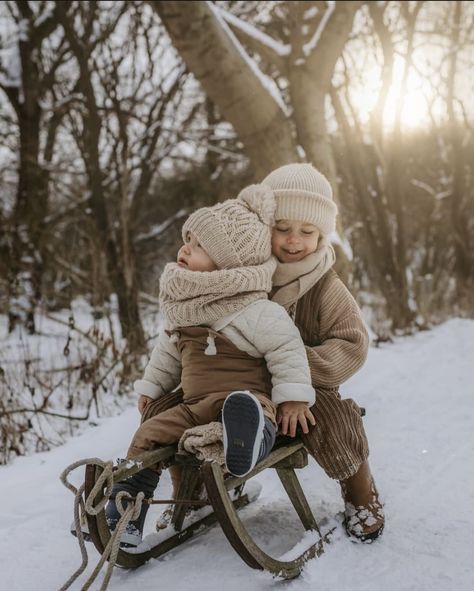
[0,0,472,464]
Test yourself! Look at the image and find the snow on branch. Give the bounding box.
[216,6,290,59]
[303,1,335,57]
[0,16,26,91]
[134,208,188,244]
[0,44,21,89]
[410,179,451,200]
[207,2,289,117]
[34,4,55,28]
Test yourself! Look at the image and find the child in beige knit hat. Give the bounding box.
[100,187,316,547]
[259,162,384,544]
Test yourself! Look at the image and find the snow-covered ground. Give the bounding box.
[1,318,473,591]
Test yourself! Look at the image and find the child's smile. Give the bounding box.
[271,220,320,263]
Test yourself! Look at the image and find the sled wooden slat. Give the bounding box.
[83,437,329,576]
[112,445,176,483]
[201,460,325,579]
[171,464,201,531]
[218,439,306,492]
[85,463,252,569]
[276,467,320,532]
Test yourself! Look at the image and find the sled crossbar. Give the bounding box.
[83,438,330,578]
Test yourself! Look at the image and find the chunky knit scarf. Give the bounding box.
[271,236,336,311]
[159,257,277,328]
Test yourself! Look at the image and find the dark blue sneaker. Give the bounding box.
[105,466,160,547]
[70,512,92,542]
[223,391,275,477]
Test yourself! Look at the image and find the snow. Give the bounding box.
[1,318,474,590]
[329,230,354,261]
[303,2,335,58]
[134,208,188,244]
[0,43,22,89]
[217,7,291,58]
[207,2,290,117]
[33,5,55,28]
[304,7,320,21]
[410,179,451,200]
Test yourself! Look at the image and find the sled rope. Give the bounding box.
[59,458,145,591]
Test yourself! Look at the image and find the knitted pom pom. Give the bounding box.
[237,183,276,225]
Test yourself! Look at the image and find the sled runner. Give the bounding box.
[79,437,329,580]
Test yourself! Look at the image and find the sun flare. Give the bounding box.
[349,56,442,130]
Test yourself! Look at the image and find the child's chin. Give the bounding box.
[280,252,305,263]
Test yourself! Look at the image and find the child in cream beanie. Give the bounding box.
[249,162,385,545]
[261,162,338,234]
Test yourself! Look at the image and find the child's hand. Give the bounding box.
[277,401,316,438]
[138,395,154,415]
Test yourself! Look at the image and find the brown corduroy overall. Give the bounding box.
[127,326,277,460]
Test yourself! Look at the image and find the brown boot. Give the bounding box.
[339,461,384,543]
[156,466,206,531]
[156,503,175,531]
[169,464,183,498]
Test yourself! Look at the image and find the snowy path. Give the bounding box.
[1,318,473,591]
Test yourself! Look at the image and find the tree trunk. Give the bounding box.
[6,5,55,334]
[447,1,473,295]
[57,3,146,352]
[153,1,363,280]
[331,88,415,332]
[9,111,48,334]
[384,4,422,330]
[290,0,361,178]
[151,1,298,177]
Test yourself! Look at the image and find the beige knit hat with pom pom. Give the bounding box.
[261,163,338,235]
[181,185,275,269]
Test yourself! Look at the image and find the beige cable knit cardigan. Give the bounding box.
[290,269,369,389]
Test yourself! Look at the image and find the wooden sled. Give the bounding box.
[83,437,329,579]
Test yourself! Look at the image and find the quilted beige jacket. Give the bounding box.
[134,299,315,406]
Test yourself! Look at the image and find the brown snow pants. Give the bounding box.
[128,390,276,461]
[141,386,368,481]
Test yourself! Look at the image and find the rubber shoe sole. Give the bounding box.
[106,518,143,547]
[223,391,264,477]
[70,518,142,547]
[70,520,92,543]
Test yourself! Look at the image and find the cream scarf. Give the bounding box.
[159,257,277,328]
[271,236,336,311]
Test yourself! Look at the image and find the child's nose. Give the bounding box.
[179,244,190,257]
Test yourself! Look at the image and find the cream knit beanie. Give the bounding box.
[181,185,276,269]
[261,163,338,235]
